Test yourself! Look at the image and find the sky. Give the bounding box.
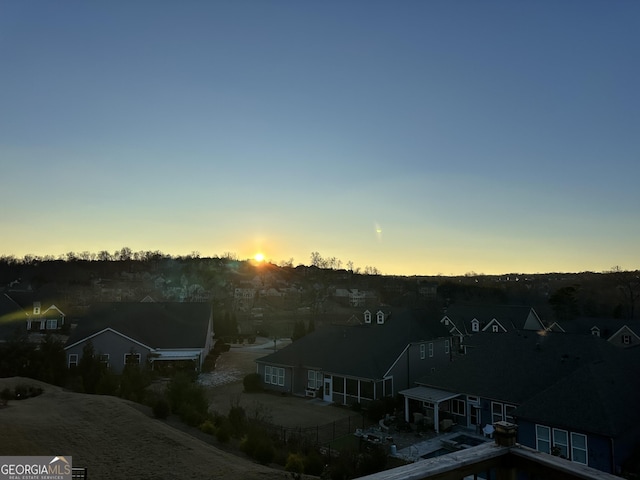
[1,1,638,276]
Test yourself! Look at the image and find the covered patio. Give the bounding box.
[399,386,461,434]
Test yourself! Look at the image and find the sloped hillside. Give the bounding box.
[0,377,288,479]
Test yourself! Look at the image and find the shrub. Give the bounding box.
[199,420,216,435]
[228,405,246,435]
[252,437,275,465]
[152,397,171,419]
[303,450,325,476]
[179,403,206,427]
[285,453,304,474]
[243,373,262,393]
[216,422,231,443]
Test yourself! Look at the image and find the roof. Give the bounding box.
[513,348,640,437]
[0,293,28,341]
[442,305,544,335]
[415,332,622,405]
[399,386,460,403]
[65,302,211,350]
[256,307,450,380]
[556,317,640,338]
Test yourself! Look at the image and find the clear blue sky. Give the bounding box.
[1,1,638,275]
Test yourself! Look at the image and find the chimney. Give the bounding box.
[494,421,518,447]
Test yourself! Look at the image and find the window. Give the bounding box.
[124,353,141,365]
[622,334,631,345]
[553,429,569,458]
[471,319,479,332]
[467,395,479,405]
[491,402,504,424]
[591,328,600,337]
[68,354,78,368]
[571,433,587,464]
[99,354,110,367]
[445,340,450,354]
[364,311,371,323]
[505,404,516,422]
[307,370,322,389]
[428,343,434,357]
[536,425,551,454]
[492,324,499,333]
[265,366,284,386]
[376,311,384,324]
[383,377,393,397]
[46,319,58,330]
[451,398,466,416]
[420,344,426,359]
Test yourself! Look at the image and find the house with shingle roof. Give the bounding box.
[64,302,213,374]
[553,317,640,348]
[255,307,452,406]
[440,304,546,353]
[400,332,640,475]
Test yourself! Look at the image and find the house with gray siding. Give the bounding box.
[64,302,213,373]
[255,307,451,406]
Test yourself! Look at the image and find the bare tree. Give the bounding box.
[609,266,640,319]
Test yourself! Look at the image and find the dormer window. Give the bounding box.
[376,311,384,324]
[591,327,600,337]
[33,302,41,315]
[492,325,499,333]
[471,319,479,332]
[364,310,371,324]
[622,334,631,345]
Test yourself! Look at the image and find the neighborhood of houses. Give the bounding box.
[1,277,640,478]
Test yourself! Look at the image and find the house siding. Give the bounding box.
[65,330,153,374]
[517,420,614,474]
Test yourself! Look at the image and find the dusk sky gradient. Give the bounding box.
[1,1,638,275]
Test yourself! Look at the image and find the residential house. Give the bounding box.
[255,307,452,406]
[553,317,640,348]
[64,302,213,374]
[399,332,640,474]
[440,304,546,352]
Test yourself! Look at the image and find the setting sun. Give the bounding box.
[254,252,265,262]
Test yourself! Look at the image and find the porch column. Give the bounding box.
[434,402,440,434]
[404,396,410,423]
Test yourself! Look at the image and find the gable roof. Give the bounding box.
[557,317,640,339]
[415,332,622,405]
[65,302,211,350]
[513,348,640,437]
[441,305,545,335]
[257,307,450,380]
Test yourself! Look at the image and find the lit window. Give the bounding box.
[536,425,551,454]
[571,433,587,464]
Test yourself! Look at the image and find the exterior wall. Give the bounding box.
[65,330,153,374]
[256,362,292,394]
[517,420,614,474]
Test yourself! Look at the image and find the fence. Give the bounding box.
[262,413,375,446]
